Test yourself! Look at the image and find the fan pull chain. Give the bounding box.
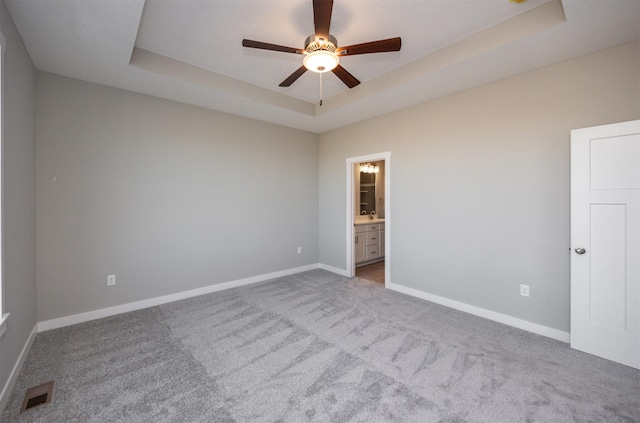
[319,73,323,106]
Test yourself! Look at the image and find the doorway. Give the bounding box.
[345,152,390,285]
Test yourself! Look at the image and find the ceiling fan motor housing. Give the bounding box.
[304,34,338,53]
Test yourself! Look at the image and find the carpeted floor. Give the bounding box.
[2,269,639,422]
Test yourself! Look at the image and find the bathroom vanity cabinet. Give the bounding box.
[355,222,385,266]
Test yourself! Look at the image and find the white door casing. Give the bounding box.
[571,120,640,369]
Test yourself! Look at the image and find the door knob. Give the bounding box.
[575,247,586,254]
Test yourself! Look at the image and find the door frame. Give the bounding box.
[345,152,391,284]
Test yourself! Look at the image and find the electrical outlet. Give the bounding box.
[297,247,302,254]
[520,284,530,297]
[107,275,116,286]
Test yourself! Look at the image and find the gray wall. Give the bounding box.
[36,73,319,321]
[319,41,640,333]
[0,0,36,399]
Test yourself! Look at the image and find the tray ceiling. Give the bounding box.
[5,0,640,133]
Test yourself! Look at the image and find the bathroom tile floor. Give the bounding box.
[355,260,385,284]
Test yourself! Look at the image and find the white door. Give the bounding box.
[571,120,640,369]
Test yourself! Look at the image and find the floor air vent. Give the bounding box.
[21,381,54,412]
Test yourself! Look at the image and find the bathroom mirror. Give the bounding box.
[359,171,376,216]
[356,160,385,218]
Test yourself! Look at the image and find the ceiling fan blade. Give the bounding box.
[332,65,360,89]
[313,0,333,39]
[279,66,308,87]
[337,37,402,56]
[242,39,304,54]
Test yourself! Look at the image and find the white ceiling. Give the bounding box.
[5,0,640,133]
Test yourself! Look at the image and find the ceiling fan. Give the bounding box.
[242,0,401,98]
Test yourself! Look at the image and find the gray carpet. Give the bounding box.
[2,269,638,422]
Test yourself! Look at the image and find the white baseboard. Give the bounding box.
[386,282,570,343]
[38,264,319,332]
[0,324,38,413]
[37,265,568,343]
[318,263,350,277]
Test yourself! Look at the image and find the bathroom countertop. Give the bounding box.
[354,218,385,226]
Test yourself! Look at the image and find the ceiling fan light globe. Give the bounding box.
[303,51,339,73]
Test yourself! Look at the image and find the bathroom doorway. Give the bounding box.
[345,152,390,285]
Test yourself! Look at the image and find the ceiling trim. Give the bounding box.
[130,47,315,116]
